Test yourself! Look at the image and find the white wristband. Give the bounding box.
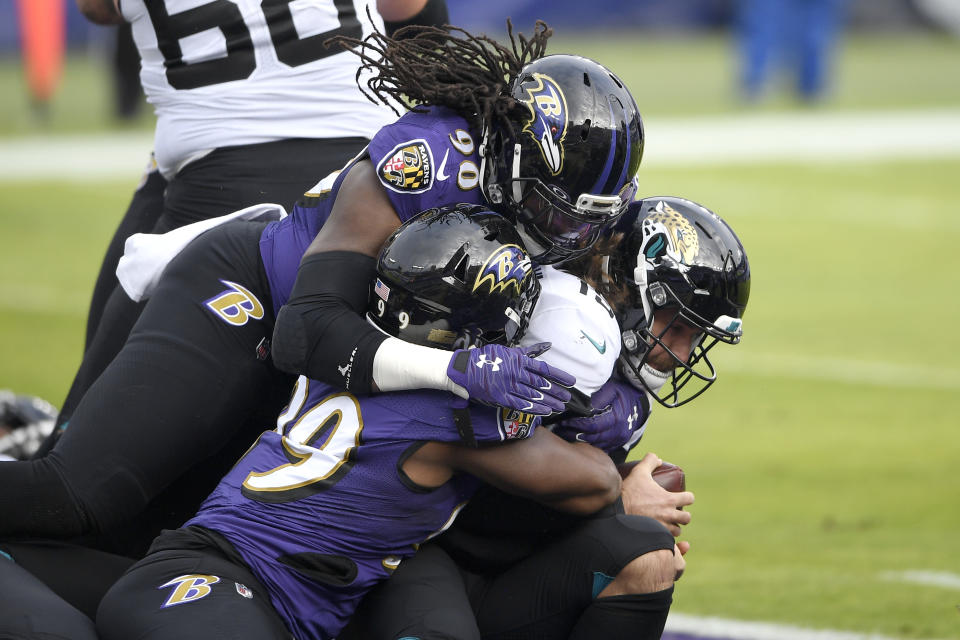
[372,337,468,398]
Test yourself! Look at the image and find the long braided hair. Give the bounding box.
[326,20,552,134]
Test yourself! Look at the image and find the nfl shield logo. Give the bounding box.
[235,582,253,599]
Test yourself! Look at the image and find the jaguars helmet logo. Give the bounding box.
[520,73,568,175]
[377,139,434,193]
[472,244,533,296]
[641,200,700,267]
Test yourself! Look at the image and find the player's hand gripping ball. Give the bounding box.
[651,462,686,493]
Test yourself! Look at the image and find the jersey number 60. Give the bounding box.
[144,0,361,90]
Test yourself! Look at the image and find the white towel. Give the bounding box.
[116,203,288,302]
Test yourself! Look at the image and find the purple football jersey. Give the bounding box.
[186,377,537,640]
[259,106,485,314]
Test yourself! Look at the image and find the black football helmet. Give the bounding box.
[480,54,643,265]
[368,203,540,350]
[605,197,751,407]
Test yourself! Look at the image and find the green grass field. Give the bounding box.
[1,30,959,639]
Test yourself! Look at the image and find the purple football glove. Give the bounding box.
[446,342,575,416]
[553,378,648,453]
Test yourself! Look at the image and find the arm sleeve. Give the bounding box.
[271,251,388,393]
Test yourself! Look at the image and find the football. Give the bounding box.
[652,462,686,493]
[617,460,686,492]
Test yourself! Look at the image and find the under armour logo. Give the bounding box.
[627,405,640,431]
[475,355,502,371]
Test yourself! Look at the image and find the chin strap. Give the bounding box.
[478,125,501,204]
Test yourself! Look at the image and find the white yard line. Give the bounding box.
[0,131,154,182]
[1,108,960,181]
[880,570,960,590]
[721,352,960,391]
[665,613,950,640]
[644,108,960,167]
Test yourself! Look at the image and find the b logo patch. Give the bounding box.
[159,574,221,608]
[377,139,434,193]
[205,280,265,326]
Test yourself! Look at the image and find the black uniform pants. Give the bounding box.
[0,221,296,635]
[75,135,368,420]
[342,512,675,640]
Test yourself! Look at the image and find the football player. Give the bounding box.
[0,22,642,630]
[57,0,450,440]
[343,196,751,640]
[95,204,633,640]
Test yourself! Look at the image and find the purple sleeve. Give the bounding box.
[368,107,485,222]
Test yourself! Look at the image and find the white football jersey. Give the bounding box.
[123,0,396,177]
[520,265,621,396]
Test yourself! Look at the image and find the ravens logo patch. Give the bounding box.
[376,139,434,193]
[498,407,537,440]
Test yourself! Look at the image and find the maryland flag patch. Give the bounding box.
[377,139,434,193]
[498,408,537,440]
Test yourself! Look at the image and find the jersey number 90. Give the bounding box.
[144,0,361,90]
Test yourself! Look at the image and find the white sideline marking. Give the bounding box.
[2,109,960,181]
[720,352,960,391]
[666,613,947,640]
[644,108,960,167]
[0,131,154,181]
[880,570,960,590]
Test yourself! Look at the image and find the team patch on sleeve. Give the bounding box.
[376,139,434,193]
[497,408,537,440]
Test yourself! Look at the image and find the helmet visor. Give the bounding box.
[510,177,637,263]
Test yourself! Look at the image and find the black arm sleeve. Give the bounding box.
[271,251,388,393]
[383,0,449,37]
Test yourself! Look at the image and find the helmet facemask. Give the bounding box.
[479,54,643,265]
[605,196,750,407]
[481,131,636,265]
[619,279,743,408]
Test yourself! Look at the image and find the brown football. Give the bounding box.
[652,462,686,492]
[618,460,686,492]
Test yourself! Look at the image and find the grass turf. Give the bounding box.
[625,158,960,638]
[1,28,959,639]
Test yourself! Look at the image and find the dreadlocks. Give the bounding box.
[560,232,633,315]
[326,20,552,134]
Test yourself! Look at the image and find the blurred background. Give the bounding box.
[1,1,958,638]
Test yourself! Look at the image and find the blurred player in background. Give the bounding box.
[95,204,626,640]
[344,196,750,639]
[737,0,849,102]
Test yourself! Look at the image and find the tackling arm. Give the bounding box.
[270,161,574,412]
[439,429,621,515]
